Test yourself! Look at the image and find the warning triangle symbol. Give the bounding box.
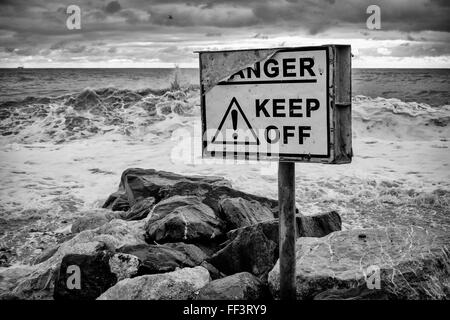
[211,97,260,145]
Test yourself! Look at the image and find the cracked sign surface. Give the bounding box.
[200,46,330,161]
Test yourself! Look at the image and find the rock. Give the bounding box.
[71,209,122,234]
[120,197,155,221]
[53,251,117,300]
[195,272,269,300]
[102,169,278,219]
[0,265,36,297]
[109,253,140,281]
[144,196,224,244]
[147,195,202,219]
[105,192,130,212]
[268,227,450,300]
[199,261,225,280]
[102,168,231,211]
[97,266,210,300]
[297,211,342,237]
[10,242,107,300]
[33,245,60,265]
[159,180,278,217]
[218,197,274,229]
[209,220,278,278]
[93,219,148,249]
[72,214,109,234]
[118,242,207,275]
[10,219,146,299]
[210,211,341,278]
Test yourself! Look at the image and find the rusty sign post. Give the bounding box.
[278,161,296,299]
[198,45,352,299]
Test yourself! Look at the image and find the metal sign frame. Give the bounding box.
[198,45,352,164]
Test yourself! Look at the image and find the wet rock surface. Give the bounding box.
[144,196,224,244]
[209,212,342,278]
[118,242,207,275]
[218,197,275,229]
[97,266,210,300]
[195,272,269,300]
[53,251,117,300]
[268,227,450,300]
[102,168,232,211]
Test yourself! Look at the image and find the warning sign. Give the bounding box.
[211,97,260,146]
[199,46,352,163]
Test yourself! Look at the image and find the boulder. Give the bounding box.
[199,261,225,280]
[195,272,269,300]
[109,253,140,281]
[209,220,278,278]
[218,197,274,229]
[72,214,109,234]
[0,265,36,297]
[268,227,450,300]
[10,219,146,299]
[118,242,207,275]
[92,219,147,250]
[297,211,342,237]
[53,251,117,300]
[120,197,155,221]
[144,196,224,244]
[33,246,60,265]
[10,241,107,300]
[209,211,342,278]
[159,181,278,216]
[102,168,231,211]
[71,209,122,234]
[102,168,278,217]
[97,266,210,300]
[105,192,129,212]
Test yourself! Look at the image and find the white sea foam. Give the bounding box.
[0,88,449,264]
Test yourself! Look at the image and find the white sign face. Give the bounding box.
[201,47,330,161]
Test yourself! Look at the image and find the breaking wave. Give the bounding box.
[352,95,450,141]
[0,88,448,144]
[0,87,201,144]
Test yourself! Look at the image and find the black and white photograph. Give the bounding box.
[0,0,448,308]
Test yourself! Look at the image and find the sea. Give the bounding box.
[0,68,449,266]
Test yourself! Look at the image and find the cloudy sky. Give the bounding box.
[0,0,449,68]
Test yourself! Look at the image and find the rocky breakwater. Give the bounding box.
[1,168,446,300]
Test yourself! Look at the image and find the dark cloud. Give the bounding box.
[104,1,122,14]
[0,0,449,67]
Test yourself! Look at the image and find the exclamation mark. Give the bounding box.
[231,109,238,140]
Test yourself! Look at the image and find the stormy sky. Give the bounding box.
[0,0,449,68]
